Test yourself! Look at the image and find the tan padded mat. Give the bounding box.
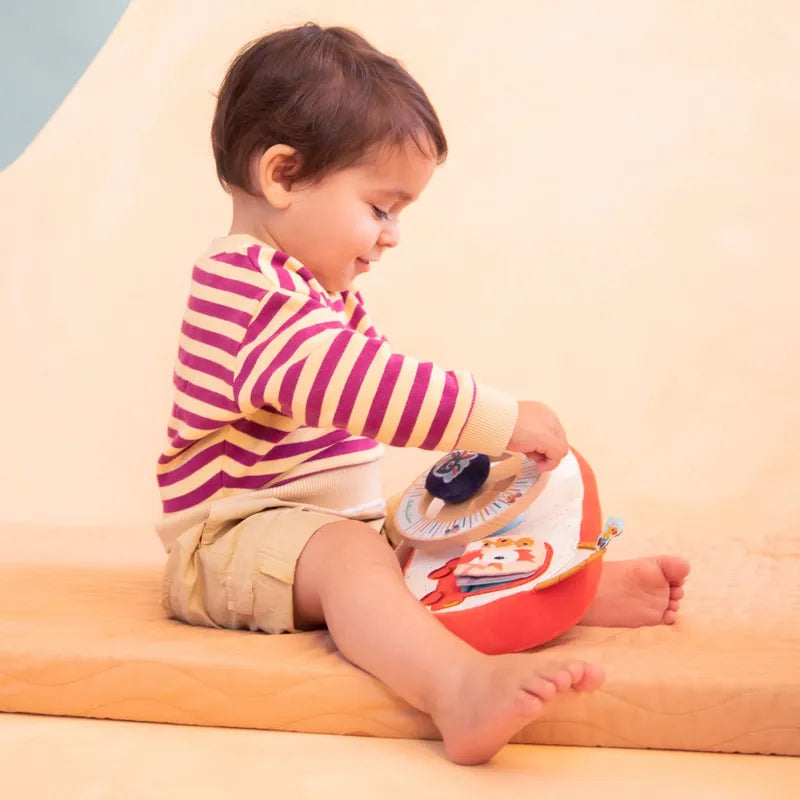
[1,521,797,756]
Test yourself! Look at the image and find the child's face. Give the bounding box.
[280,140,436,293]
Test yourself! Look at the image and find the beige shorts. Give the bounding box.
[160,491,403,635]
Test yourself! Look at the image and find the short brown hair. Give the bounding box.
[211,23,448,194]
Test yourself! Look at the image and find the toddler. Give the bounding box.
[156,23,689,764]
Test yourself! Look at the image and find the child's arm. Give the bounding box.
[233,288,518,457]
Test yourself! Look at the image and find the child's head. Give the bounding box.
[212,23,447,292]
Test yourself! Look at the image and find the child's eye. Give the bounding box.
[371,205,390,221]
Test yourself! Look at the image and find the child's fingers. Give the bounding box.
[528,435,569,471]
[529,450,559,472]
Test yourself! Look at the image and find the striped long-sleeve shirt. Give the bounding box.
[156,235,518,518]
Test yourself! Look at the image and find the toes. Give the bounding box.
[562,661,588,688]
[549,669,574,692]
[668,599,680,612]
[659,555,690,585]
[662,609,677,625]
[670,586,685,601]
[534,662,581,692]
[573,663,606,692]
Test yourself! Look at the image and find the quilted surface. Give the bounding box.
[1,521,797,755]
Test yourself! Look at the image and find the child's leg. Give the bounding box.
[293,520,604,765]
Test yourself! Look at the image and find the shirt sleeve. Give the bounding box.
[233,288,518,455]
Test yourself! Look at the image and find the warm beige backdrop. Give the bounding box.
[1,0,797,560]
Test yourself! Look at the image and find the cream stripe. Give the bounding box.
[241,408,298,432]
[161,420,223,457]
[174,360,232,399]
[353,311,374,336]
[236,296,329,371]
[159,458,221,502]
[222,442,367,481]
[405,367,446,448]
[289,341,330,422]
[347,341,391,433]
[157,428,226,470]
[184,306,244,343]
[254,250,309,297]
[197,256,264,289]
[191,280,258,318]
[374,356,420,443]
[173,389,238,423]
[237,308,340,413]
[316,333,366,427]
[437,371,476,450]
[226,422,333,454]
[178,335,237,370]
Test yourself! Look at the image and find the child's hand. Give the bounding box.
[506,401,568,472]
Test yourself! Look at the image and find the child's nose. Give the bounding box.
[379,220,399,248]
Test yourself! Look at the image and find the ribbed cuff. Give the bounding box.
[455,382,518,456]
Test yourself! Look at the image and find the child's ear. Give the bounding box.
[256,145,301,208]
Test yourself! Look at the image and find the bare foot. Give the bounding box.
[579,555,690,628]
[429,655,605,765]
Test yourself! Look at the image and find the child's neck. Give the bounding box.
[228,187,281,251]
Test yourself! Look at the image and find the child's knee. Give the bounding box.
[307,518,392,563]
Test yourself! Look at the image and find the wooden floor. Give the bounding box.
[1,713,797,799]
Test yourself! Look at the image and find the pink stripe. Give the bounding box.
[225,430,349,467]
[332,338,382,429]
[420,371,462,450]
[390,362,432,446]
[162,473,223,513]
[188,294,251,328]
[270,251,295,291]
[304,437,379,461]
[211,251,260,272]
[268,297,322,341]
[170,402,225,431]
[305,330,352,427]
[238,292,293,350]
[278,359,305,416]
[193,265,264,300]
[157,442,225,487]
[268,428,351,460]
[362,353,403,439]
[242,292,298,347]
[223,441,273,468]
[232,417,292,444]
[249,322,341,409]
[163,434,204,452]
[348,303,366,331]
[181,320,239,356]
[274,266,296,291]
[224,473,281,491]
[178,347,234,384]
[174,375,238,412]
[271,250,289,269]
[455,381,478,446]
[295,266,324,304]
